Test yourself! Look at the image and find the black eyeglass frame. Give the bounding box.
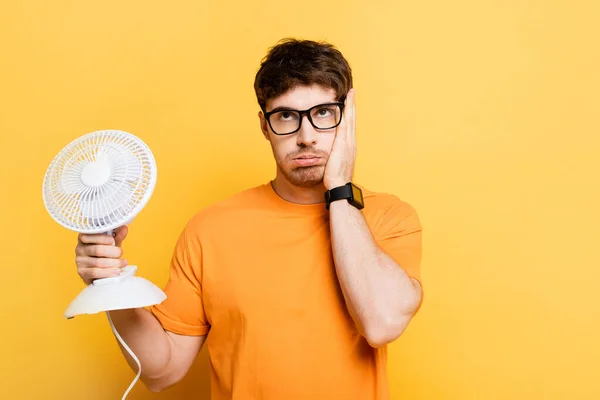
[263,101,346,136]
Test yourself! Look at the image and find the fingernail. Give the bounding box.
[112,269,121,276]
[123,259,128,266]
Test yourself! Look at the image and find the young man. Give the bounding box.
[75,38,423,399]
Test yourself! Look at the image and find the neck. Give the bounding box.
[271,173,326,205]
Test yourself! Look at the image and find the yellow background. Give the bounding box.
[1,1,598,399]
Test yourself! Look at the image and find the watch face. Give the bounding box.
[351,184,363,204]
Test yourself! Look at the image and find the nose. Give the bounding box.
[296,114,317,147]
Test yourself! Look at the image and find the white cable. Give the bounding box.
[106,311,141,400]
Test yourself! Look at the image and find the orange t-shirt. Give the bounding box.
[150,182,422,399]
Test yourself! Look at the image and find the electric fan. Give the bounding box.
[42,129,167,399]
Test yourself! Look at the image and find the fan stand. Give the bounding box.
[64,228,166,319]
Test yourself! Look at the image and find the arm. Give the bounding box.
[75,226,206,392]
[329,200,422,348]
[323,88,421,348]
[108,308,206,392]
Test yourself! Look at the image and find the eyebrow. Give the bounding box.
[268,106,297,113]
[267,101,340,114]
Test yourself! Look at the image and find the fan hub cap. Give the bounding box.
[81,160,111,187]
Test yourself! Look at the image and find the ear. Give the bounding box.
[258,111,270,141]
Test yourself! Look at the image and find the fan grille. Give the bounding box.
[43,130,157,233]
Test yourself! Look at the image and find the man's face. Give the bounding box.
[259,84,339,188]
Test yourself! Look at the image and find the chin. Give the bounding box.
[284,166,324,188]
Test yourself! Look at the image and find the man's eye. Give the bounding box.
[277,111,297,121]
[315,107,333,117]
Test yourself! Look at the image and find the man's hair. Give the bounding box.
[254,38,353,112]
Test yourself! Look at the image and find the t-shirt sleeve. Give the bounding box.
[150,223,210,336]
[373,197,423,282]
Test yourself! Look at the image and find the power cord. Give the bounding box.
[106,311,141,400]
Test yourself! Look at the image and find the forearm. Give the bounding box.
[329,200,421,347]
[107,308,175,388]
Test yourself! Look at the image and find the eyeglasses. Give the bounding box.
[263,102,345,135]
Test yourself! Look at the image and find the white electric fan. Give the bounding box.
[42,129,167,399]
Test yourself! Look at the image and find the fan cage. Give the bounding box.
[42,130,157,234]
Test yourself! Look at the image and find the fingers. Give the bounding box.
[114,225,129,247]
[336,103,348,141]
[346,88,356,139]
[346,88,355,105]
[76,243,123,258]
[76,256,127,269]
[78,232,115,246]
[344,88,355,115]
[76,256,127,285]
[75,226,129,285]
[339,89,354,137]
[78,266,123,285]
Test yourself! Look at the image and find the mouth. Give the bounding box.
[292,154,322,167]
[294,154,320,160]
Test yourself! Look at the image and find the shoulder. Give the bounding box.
[361,185,419,217]
[183,184,265,235]
[359,184,421,234]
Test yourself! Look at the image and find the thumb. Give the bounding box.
[114,225,129,247]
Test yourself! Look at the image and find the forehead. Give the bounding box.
[266,84,337,111]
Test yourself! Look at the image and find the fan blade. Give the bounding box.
[61,162,87,194]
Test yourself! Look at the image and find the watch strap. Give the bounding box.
[325,183,354,210]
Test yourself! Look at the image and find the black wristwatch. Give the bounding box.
[325,182,364,210]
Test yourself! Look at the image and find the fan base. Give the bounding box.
[64,265,166,319]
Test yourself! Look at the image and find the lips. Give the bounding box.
[293,155,322,167]
[294,154,320,160]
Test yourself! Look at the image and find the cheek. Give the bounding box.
[322,134,336,153]
[270,136,294,159]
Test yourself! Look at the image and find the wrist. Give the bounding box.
[325,179,349,190]
[324,182,364,210]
